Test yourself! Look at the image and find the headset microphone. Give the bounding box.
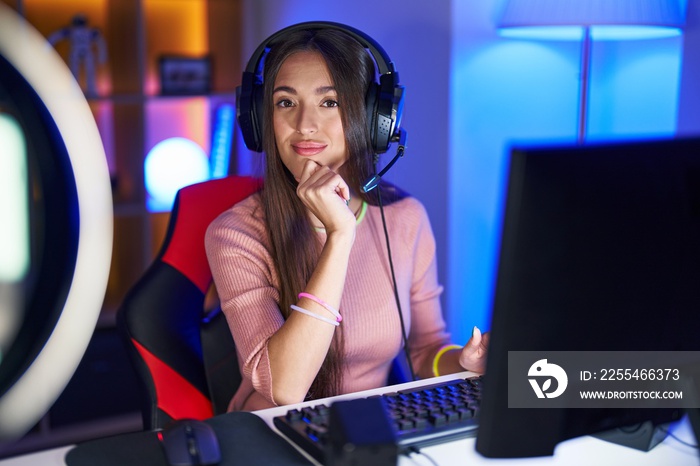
[361,128,407,193]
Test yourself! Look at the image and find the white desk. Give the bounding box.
[2,371,698,466]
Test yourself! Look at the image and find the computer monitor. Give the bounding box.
[476,137,700,458]
[0,5,112,450]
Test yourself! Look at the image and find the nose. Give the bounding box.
[295,105,318,135]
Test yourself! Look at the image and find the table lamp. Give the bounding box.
[498,0,685,143]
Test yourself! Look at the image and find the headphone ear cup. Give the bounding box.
[236,72,264,152]
[250,83,264,152]
[365,82,380,153]
[367,74,403,155]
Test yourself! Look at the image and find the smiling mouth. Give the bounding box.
[292,143,326,156]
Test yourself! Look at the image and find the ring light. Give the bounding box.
[0,4,113,441]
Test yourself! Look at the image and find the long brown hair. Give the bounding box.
[258,27,405,400]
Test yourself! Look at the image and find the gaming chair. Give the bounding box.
[117,176,261,430]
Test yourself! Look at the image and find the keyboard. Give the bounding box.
[273,375,482,464]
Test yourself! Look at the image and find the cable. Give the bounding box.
[659,425,698,449]
[377,185,416,382]
[405,446,440,466]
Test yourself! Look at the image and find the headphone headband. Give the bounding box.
[236,21,405,155]
[243,21,397,76]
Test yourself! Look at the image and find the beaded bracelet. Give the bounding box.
[298,292,342,322]
[290,304,340,327]
[432,344,462,377]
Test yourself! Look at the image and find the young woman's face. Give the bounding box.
[272,51,347,180]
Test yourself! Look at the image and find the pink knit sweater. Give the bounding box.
[205,192,452,411]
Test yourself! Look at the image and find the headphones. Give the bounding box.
[236,21,405,155]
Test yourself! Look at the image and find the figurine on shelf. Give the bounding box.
[48,14,107,97]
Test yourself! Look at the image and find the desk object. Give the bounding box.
[159,419,221,466]
[326,398,397,466]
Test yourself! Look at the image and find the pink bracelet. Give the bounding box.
[298,292,342,322]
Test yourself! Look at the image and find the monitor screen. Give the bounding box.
[476,137,700,458]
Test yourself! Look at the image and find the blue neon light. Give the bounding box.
[210,103,235,179]
[499,25,682,41]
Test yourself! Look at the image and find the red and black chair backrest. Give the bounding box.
[117,176,261,430]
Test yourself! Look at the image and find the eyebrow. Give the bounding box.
[272,85,337,95]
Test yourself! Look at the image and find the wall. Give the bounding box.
[679,0,700,134]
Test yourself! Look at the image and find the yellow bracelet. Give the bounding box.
[432,344,462,377]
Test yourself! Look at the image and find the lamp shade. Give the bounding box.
[499,0,685,40]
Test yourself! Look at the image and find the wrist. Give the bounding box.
[432,344,462,377]
[325,227,355,247]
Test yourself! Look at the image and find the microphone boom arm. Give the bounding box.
[361,129,407,193]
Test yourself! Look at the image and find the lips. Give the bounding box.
[292,141,327,156]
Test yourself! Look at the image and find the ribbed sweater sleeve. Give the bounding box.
[205,194,281,409]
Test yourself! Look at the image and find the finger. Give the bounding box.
[305,168,351,204]
[335,181,350,203]
[462,327,487,359]
[298,159,321,185]
[322,171,350,203]
[480,331,490,350]
[469,326,482,347]
[303,165,337,191]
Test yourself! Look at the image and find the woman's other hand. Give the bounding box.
[459,326,489,374]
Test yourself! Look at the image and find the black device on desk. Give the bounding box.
[476,137,700,458]
[159,419,221,466]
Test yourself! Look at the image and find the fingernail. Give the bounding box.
[345,199,350,206]
[472,326,480,338]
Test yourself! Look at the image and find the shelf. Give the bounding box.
[86,91,237,104]
[2,0,244,312]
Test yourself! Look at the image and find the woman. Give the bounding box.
[205,24,487,412]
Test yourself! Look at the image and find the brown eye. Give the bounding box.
[276,99,294,108]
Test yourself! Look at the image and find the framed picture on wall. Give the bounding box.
[158,55,211,95]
